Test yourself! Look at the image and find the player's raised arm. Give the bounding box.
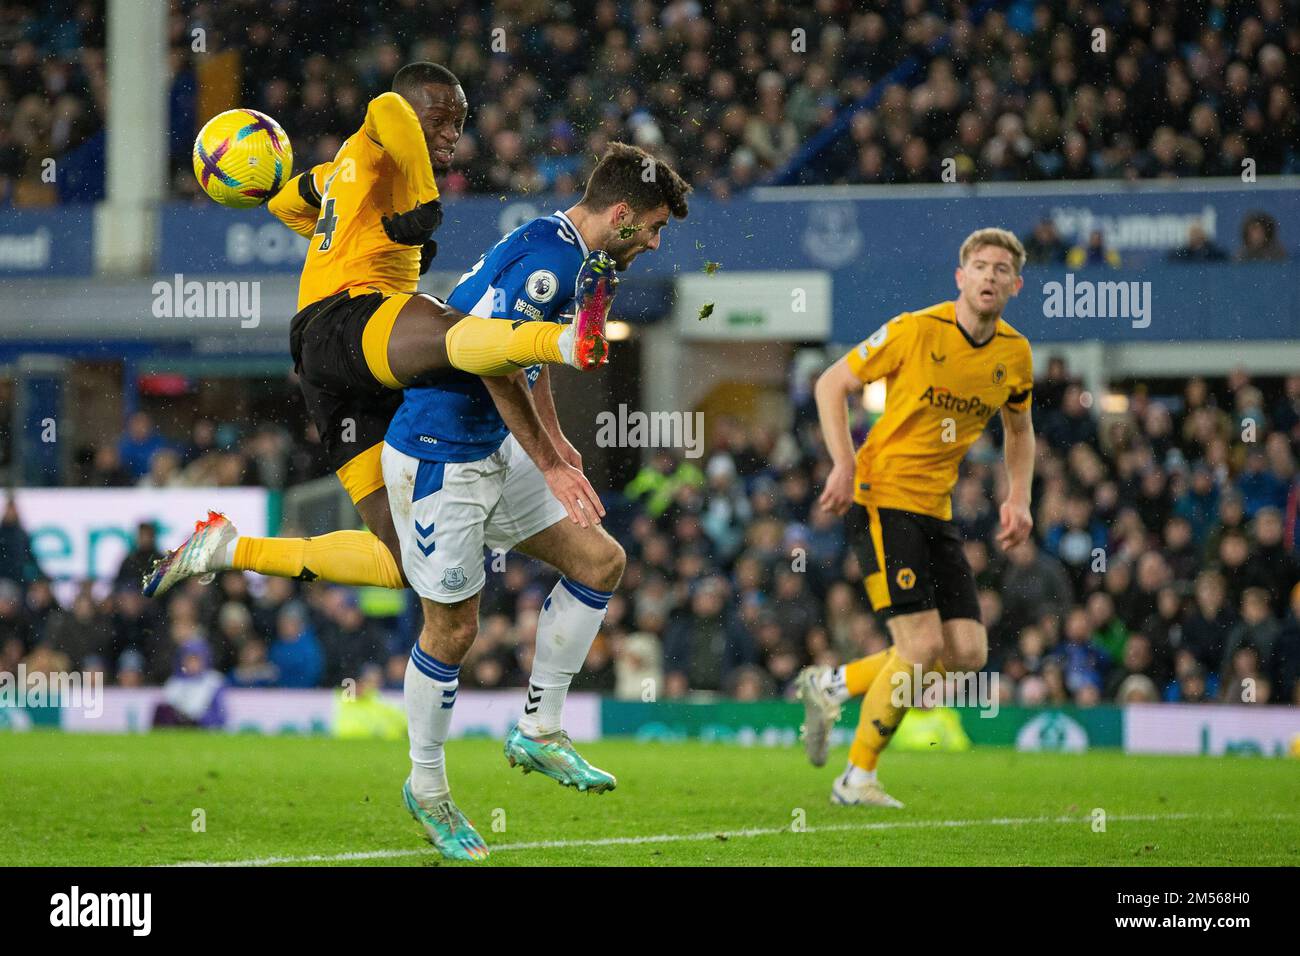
[266,163,331,237]
[365,91,440,205]
[363,91,447,247]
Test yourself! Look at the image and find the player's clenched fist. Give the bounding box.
[542,461,606,529]
[817,462,856,517]
[382,198,444,245]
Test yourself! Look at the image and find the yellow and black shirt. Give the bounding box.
[268,92,440,311]
[844,300,1033,521]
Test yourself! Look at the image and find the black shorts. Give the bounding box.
[289,289,413,502]
[846,504,980,622]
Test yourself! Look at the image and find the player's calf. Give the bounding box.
[354,487,410,588]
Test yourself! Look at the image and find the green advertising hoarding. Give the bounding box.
[600,700,1124,751]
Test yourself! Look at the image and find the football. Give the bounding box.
[192,108,293,208]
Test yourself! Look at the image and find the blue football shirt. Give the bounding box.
[385,210,589,462]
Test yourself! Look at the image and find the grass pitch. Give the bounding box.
[2,732,1297,866]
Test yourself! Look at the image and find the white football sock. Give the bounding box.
[843,762,877,786]
[517,577,611,736]
[820,665,850,704]
[219,537,238,569]
[405,643,459,801]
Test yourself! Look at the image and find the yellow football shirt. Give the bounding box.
[844,300,1033,521]
[268,92,440,310]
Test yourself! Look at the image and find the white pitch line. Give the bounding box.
[167,811,1231,867]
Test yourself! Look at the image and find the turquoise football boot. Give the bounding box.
[503,724,617,793]
[402,780,490,861]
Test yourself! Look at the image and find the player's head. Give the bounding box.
[392,62,468,174]
[956,227,1025,318]
[576,142,691,270]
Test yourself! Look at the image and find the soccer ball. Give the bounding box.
[192,109,293,208]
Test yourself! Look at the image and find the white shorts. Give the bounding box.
[382,435,568,603]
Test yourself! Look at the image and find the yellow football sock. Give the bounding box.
[844,648,894,697]
[232,531,404,589]
[848,652,918,771]
[844,649,947,698]
[444,316,565,376]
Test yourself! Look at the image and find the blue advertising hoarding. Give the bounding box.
[157,182,1300,343]
[6,181,1300,343]
[0,207,95,278]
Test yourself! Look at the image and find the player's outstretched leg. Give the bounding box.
[143,503,405,598]
[833,648,909,809]
[389,249,617,382]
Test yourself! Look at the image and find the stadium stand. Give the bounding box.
[2,0,1297,206]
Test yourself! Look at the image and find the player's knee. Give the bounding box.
[600,539,627,589]
[589,537,626,592]
[902,629,945,669]
[566,535,625,593]
[950,643,988,672]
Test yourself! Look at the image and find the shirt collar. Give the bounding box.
[553,210,589,257]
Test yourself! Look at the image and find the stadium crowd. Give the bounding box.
[3,0,1299,206]
[3,360,1300,711]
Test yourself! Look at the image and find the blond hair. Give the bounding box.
[959,227,1027,273]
